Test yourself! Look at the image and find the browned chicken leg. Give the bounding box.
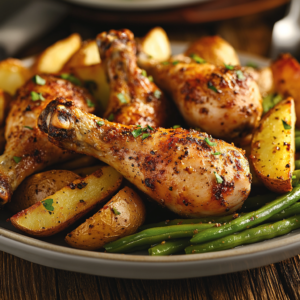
[38,98,251,217]
[0,75,95,205]
[140,56,262,141]
[96,29,169,127]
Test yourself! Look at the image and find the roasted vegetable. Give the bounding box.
[250,98,295,193]
[10,166,122,237]
[65,186,146,250]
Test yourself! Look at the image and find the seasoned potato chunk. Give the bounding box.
[10,166,123,237]
[65,186,146,250]
[250,98,296,193]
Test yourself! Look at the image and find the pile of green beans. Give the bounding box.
[104,186,300,255]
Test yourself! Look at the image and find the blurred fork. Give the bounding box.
[271,0,300,60]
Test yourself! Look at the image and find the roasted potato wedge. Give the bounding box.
[185,35,240,66]
[73,165,103,177]
[250,98,296,193]
[271,53,300,128]
[32,33,82,74]
[7,170,81,214]
[56,155,99,170]
[0,58,31,95]
[65,186,146,250]
[63,40,100,71]
[71,63,110,112]
[10,166,123,237]
[140,27,171,62]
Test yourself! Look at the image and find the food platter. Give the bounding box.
[1,41,299,279]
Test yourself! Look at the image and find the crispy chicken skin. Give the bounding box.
[96,29,169,127]
[142,59,262,140]
[38,98,251,217]
[0,75,95,205]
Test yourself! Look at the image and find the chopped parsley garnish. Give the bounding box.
[60,73,81,86]
[148,75,153,82]
[86,99,94,108]
[205,137,217,146]
[112,207,121,215]
[96,120,104,127]
[173,125,181,129]
[32,75,46,85]
[108,114,114,121]
[224,63,234,70]
[24,126,33,130]
[141,70,147,77]
[161,61,170,65]
[172,61,179,65]
[136,125,141,127]
[154,90,161,99]
[207,82,219,93]
[214,172,223,184]
[246,61,258,69]
[117,93,128,104]
[262,94,283,114]
[282,120,292,130]
[132,128,142,138]
[236,70,245,80]
[31,91,45,101]
[142,133,150,140]
[212,152,221,155]
[42,198,54,211]
[13,156,22,163]
[189,54,206,64]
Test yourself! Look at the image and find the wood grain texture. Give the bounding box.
[1,251,300,300]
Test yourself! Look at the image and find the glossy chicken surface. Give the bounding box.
[96,29,169,127]
[38,98,252,217]
[142,58,262,141]
[0,75,94,205]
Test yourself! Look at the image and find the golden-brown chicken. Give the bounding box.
[38,98,252,217]
[0,74,95,205]
[96,29,169,127]
[142,59,262,141]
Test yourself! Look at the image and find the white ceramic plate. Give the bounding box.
[64,0,211,11]
[1,43,292,280]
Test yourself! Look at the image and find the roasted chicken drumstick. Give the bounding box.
[0,75,95,205]
[96,29,169,127]
[141,57,262,140]
[38,98,251,217]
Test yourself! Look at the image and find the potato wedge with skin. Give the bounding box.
[250,98,296,193]
[185,35,240,66]
[65,186,146,250]
[7,170,81,214]
[56,155,99,170]
[63,40,100,71]
[73,165,103,177]
[32,33,82,74]
[10,166,123,237]
[140,27,171,62]
[271,54,300,128]
[0,59,31,95]
[71,63,110,112]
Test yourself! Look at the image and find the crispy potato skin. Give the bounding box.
[271,54,300,128]
[10,166,123,237]
[185,36,240,66]
[250,98,295,193]
[7,170,80,214]
[65,186,146,250]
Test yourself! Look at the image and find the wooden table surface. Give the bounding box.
[1,251,300,300]
[3,2,300,300]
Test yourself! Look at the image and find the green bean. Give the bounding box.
[148,238,191,256]
[295,128,300,137]
[104,223,214,253]
[190,186,300,244]
[296,137,300,151]
[295,160,300,170]
[268,202,300,222]
[139,214,240,231]
[293,170,300,186]
[240,193,277,212]
[186,215,300,254]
